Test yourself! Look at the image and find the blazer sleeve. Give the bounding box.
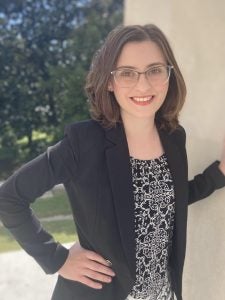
[188,160,225,205]
[0,134,77,274]
[174,125,225,205]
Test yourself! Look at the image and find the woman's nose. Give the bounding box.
[135,73,153,92]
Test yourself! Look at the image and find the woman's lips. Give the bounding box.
[130,95,155,106]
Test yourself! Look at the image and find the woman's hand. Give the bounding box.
[58,242,116,289]
[219,137,225,176]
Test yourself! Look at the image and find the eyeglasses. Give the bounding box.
[110,65,174,88]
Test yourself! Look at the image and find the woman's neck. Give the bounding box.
[121,114,157,140]
[121,114,163,160]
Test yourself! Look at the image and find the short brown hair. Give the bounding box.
[85,24,186,132]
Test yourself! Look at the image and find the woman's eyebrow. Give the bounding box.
[116,62,166,70]
[146,62,166,68]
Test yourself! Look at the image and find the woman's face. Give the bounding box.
[109,41,169,123]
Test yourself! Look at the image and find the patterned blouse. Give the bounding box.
[127,153,176,300]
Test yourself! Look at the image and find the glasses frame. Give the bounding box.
[110,64,174,88]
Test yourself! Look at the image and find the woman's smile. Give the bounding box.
[130,95,155,106]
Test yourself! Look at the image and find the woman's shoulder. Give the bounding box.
[65,119,103,135]
[174,124,186,137]
[64,119,105,146]
[159,124,186,148]
[170,124,186,147]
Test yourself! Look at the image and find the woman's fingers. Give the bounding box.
[85,260,115,277]
[78,276,103,289]
[85,249,112,267]
[84,268,112,283]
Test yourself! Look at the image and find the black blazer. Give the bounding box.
[0,119,225,300]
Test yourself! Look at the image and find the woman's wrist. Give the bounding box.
[218,162,225,176]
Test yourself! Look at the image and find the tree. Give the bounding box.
[51,0,123,138]
[0,0,89,153]
[0,0,123,178]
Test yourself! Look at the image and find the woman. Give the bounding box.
[0,24,225,300]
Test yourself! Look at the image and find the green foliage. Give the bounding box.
[0,0,123,179]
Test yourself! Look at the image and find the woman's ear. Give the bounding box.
[108,82,114,92]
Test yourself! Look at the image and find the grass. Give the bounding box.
[31,190,72,218]
[0,190,77,253]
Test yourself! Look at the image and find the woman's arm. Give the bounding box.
[0,137,74,274]
[188,160,225,205]
[176,126,225,205]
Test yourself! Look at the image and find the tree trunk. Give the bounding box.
[27,129,33,154]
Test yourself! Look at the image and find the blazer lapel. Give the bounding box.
[104,123,187,280]
[158,128,188,268]
[104,123,136,279]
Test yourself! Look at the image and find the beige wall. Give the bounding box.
[124,1,225,299]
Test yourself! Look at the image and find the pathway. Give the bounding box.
[0,243,72,300]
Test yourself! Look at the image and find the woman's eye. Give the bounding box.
[149,67,162,74]
[120,70,135,77]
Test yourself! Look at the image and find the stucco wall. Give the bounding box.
[124,1,225,299]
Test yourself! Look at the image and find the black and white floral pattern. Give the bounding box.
[127,154,176,300]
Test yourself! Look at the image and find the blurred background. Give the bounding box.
[0,0,123,179]
[0,0,123,299]
[0,0,225,299]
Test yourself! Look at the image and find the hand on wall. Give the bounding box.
[219,136,225,176]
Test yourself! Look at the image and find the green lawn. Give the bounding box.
[31,190,72,218]
[0,190,77,253]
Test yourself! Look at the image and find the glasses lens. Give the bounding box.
[146,65,171,85]
[114,69,138,87]
[112,65,172,87]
